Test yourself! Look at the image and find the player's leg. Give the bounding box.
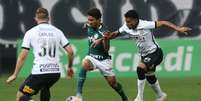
[40,73,60,101]
[76,56,95,100]
[104,76,129,101]
[16,91,24,101]
[19,94,33,101]
[96,58,129,101]
[76,58,91,95]
[40,87,50,101]
[134,63,146,101]
[18,75,41,101]
[145,48,166,101]
[146,72,166,101]
[76,68,87,97]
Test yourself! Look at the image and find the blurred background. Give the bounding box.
[0,0,200,76]
[0,0,201,100]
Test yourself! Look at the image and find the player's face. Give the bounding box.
[87,16,100,28]
[125,17,138,29]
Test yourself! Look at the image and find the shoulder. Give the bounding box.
[137,19,156,29]
[137,19,147,28]
[48,24,64,35]
[25,25,39,36]
[99,24,109,32]
[119,23,129,32]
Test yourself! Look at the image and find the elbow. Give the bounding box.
[157,21,166,27]
[68,50,74,58]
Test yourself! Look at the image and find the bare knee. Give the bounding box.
[138,63,146,69]
[16,91,24,101]
[82,59,93,71]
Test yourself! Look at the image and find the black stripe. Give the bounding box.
[155,21,157,28]
[151,34,159,48]
[21,47,30,50]
[118,29,121,34]
[63,43,70,48]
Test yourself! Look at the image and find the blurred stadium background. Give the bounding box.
[0,0,201,101]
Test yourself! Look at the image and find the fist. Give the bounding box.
[103,32,110,39]
[67,68,74,79]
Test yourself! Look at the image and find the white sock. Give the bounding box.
[150,80,164,97]
[136,79,145,98]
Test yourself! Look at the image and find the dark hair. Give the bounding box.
[35,7,49,19]
[124,10,139,19]
[87,8,102,19]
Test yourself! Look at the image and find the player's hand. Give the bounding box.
[90,38,103,48]
[102,32,110,40]
[176,26,192,35]
[6,74,17,84]
[67,68,74,79]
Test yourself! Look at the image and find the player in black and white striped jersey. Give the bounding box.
[6,8,74,101]
[108,10,191,101]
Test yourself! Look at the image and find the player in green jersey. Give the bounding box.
[76,8,129,101]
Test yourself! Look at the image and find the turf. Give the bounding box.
[0,76,201,101]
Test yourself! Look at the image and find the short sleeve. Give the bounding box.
[60,31,70,48]
[118,24,129,35]
[21,32,31,49]
[138,20,156,29]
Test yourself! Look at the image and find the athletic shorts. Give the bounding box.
[19,73,60,96]
[141,48,163,71]
[84,55,115,76]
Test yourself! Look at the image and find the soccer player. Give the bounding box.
[6,8,74,101]
[107,10,191,101]
[76,8,129,101]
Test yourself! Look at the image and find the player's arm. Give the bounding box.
[64,44,74,79]
[90,32,111,48]
[102,38,110,52]
[107,31,120,39]
[156,21,192,34]
[6,48,29,84]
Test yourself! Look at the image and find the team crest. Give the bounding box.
[94,34,99,39]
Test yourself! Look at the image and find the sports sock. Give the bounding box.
[137,67,145,80]
[76,68,87,94]
[149,80,164,97]
[113,82,128,101]
[136,67,146,99]
[136,79,145,99]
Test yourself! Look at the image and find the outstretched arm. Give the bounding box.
[6,49,29,84]
[156,21,192,34]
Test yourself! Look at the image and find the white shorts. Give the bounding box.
[84,55,115,76]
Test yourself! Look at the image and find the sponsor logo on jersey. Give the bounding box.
[39,63,60,72]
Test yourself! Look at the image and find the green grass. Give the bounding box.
[1,76,201,101]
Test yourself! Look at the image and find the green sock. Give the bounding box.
[113,82,127,100]
[76,68,87,94]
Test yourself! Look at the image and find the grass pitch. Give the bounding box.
[0,76,201,101]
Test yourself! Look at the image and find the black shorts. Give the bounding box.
[19,73,60,96]
[141,48,163,71]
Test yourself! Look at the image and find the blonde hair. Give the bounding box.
[35,7,49,20]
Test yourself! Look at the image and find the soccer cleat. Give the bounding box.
[134,97,143,101]
[134,96,143,101]
[76,93,83,101]
[156,93,167,101]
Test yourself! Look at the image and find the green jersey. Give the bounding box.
[86,24,111,60]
